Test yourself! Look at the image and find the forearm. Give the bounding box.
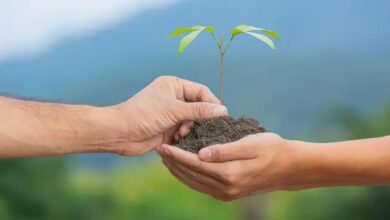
[0,97,127,158]
[287,135,390,190]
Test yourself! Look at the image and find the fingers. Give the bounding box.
[198,135,258,162]
[158,145,246,201]
[162,159,223,199]
[159,144,223,179]
[175,77,229,121]
[178,121,193,138]
[173,121,193,141]
[178,101,228,121]
[164,157,226,190]
[162,158,242,201]
[176,78,221,104]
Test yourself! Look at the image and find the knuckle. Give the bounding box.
[116,146,136,157]
[118,144,150,157]
[155,75,178,84]
[266,132,281,139]
[222,165,241,185]
[226,187,240,198]
[223,173,238,185]
[156,75,171,81]
[198,84,211,95]
[210,147,223,161]
[194,102,208,118]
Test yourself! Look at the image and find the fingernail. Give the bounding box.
[199,148,212,160]
[213,106,228,117]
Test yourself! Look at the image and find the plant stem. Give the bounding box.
[220,52,225,104]
[211,32,235,104]
[223,36,234,55]
[218,32,225,104]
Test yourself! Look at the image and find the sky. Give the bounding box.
[1,0,390,65]
[0,0,180,63]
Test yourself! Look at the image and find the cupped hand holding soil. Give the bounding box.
[175,116,266,153]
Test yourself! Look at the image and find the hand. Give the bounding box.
[111,76,228,156]
[157,133,301,201]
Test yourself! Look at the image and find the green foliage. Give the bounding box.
[243,32,275,50]
[169,24,279,103]
[168,27,201,38]
[170,24,279,54]
[0,158,240,220]
[168,25,215,55]
[231,25,280,40]
[231,25,279,49]
[0,157,70,219]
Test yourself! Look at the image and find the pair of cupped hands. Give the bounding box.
[113,76,297,201]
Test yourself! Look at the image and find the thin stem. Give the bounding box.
[211,31,235,104]
[210,33,221,49]
[222,36,235,55]
[220,53,225,104]
[219,31,225,104]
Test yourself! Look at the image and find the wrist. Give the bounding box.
[72,105,129,154]
[282,140,364,191]
[280,139,325,191]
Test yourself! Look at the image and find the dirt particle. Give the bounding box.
[175,116,266,153]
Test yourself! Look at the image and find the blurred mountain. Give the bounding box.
[0,0,389,165]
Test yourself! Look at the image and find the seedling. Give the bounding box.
[169,25,280,104]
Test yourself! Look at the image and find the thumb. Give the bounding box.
[198,138,255,162]
[179,102,228,121]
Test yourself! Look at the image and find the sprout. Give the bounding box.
[169,25,280,104]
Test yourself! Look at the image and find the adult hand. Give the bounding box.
[112,76,228,156]
[157,133,301,201]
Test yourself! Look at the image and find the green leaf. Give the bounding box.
[168,27,199,38]
[231,25,260,36]
[169,25,214,38]
[203,26,215,34]
[246,32,275,49]
[170,25,215,55]
[260,29,280,41]
[231,24,278,49]
[232,25,280,40]
[177,29,203,55]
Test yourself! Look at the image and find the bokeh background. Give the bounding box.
[0,0,389,219]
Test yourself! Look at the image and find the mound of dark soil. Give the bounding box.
[175,116,266,153]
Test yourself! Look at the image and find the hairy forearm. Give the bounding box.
[287,135,390,190]
[0,97,127,158]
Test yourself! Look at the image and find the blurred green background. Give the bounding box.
[0,0,389,219]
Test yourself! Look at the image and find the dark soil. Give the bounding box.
[175,116,266,153]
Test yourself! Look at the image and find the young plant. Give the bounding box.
[169,25,280,104]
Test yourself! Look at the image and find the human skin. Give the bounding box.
[158,133,390,201]
[0,76,227,158]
